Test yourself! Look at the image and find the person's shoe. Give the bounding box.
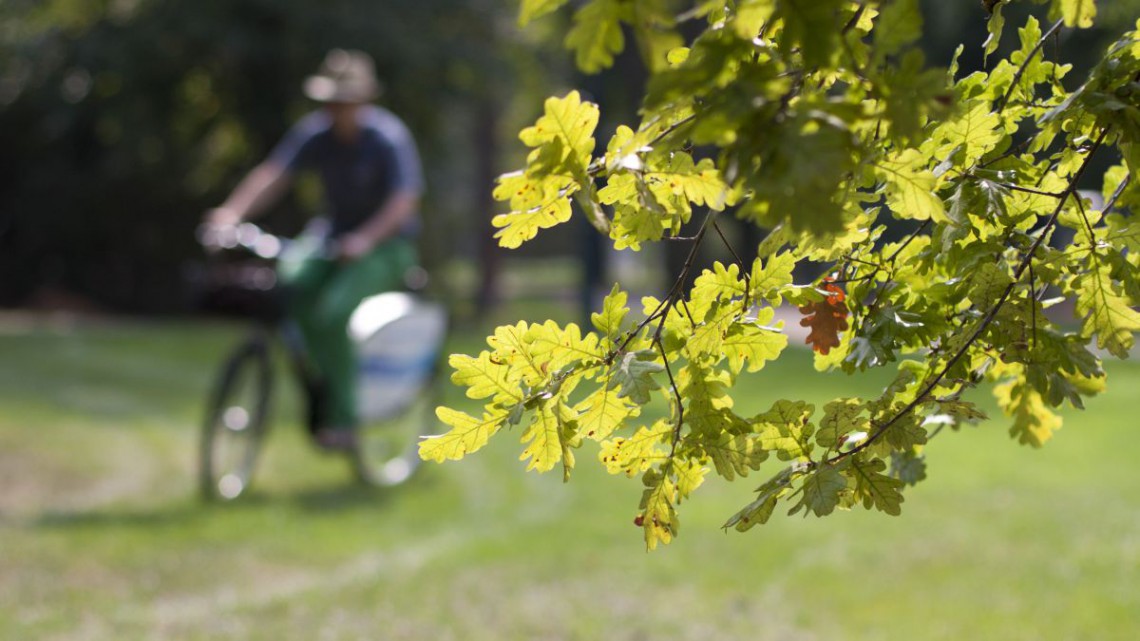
[315,428,358,452]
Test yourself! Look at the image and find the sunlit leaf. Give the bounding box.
[420,408,507,462]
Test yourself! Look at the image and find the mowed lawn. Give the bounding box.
[1,314,1138,640]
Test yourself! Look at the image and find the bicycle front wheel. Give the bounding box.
[351,371,441,487]
[200,336,273,500]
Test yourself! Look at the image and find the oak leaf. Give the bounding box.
[799,280,849,355]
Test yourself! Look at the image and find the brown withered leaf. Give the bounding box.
[799,280,849,355]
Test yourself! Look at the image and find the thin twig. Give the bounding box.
[994,182,1065,199]
[996,19,1065,113]
[1072,187,1097,245]
[657,337,685,458]
[887,220,932,264]
[841,3,867,35]
[615,209,717,361]
[1029,263,1038,351]
[645,114,697,150]
[857,219,932,330]
[587,113,698,178]
[712,220,750,278]
[712,219,754,313]
[844,255,884,270]
[829,274,878,286]
[979,135,1036,168]
[1103,174,1131,213]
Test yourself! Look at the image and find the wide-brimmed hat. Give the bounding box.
[303,49,381,103]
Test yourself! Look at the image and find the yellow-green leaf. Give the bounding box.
[520,405,564,472]
[449,351,522,404]
[519,0,569,25]
[723,314,788,374]
[487,321,548,385]
[995,379,1063,447]
[874,0,922,57]
[592,284,630,339]
[690,262,746,319]
[1051,0,1096,29]
[565,0,627,74]
[575,384,639,441]
[724,468,799,531]
[609,203,667,251]
[876,148,948,223]
[750,251,797,306]
[685,300,738,362]
[599,419,670,477]
[755,400,816,461]
[420,407,506,462]
[790,465,847,517]
[934,100,1004,167]
[732,0,776,39]
[680,363,734,416]
[983,1,1006,63]
[646,154,729,211]
[525,320,603,372]
[639,470,677,550]
[817,398,868,449]
[848,458,905,515]
[491,173,577,249]
[675,458,708,501]
[1075,263,1140,359]
[519,91,599,172]
[704,432,769,481]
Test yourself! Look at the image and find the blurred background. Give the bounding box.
[1,1,1139,639]
[4,0,1134,319]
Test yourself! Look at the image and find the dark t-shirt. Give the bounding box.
[269,105,423,236]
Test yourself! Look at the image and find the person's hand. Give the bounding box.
[336,232,375,262]
[203,206,242,227]
[198,207,244,252]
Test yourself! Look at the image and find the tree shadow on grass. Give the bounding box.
[284,464,445,513]
[282,482,395,513]
[29,500,213,531]
[24,471,441,533]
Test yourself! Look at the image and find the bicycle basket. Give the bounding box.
[349,292,447,421]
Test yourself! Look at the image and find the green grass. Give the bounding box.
[1,314,1138,640]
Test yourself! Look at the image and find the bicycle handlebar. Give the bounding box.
[196,221,426,289]
[197,222,283,258]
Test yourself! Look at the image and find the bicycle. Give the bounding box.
[195,222,448,500]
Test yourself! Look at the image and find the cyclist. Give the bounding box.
[205,49,424,451]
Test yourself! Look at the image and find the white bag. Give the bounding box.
[348,292,447,420]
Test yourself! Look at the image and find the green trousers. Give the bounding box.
[277,236,417,429]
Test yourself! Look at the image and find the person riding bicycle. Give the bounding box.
[205,49,423,451]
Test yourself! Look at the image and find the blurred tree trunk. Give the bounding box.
[474,97,501,314]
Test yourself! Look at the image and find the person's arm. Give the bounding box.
[206,162,293,226]
[337,190,420,260]
[337,112,424,260]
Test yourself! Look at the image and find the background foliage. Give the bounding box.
[0,0,551,311]
[2,0,1135,313]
